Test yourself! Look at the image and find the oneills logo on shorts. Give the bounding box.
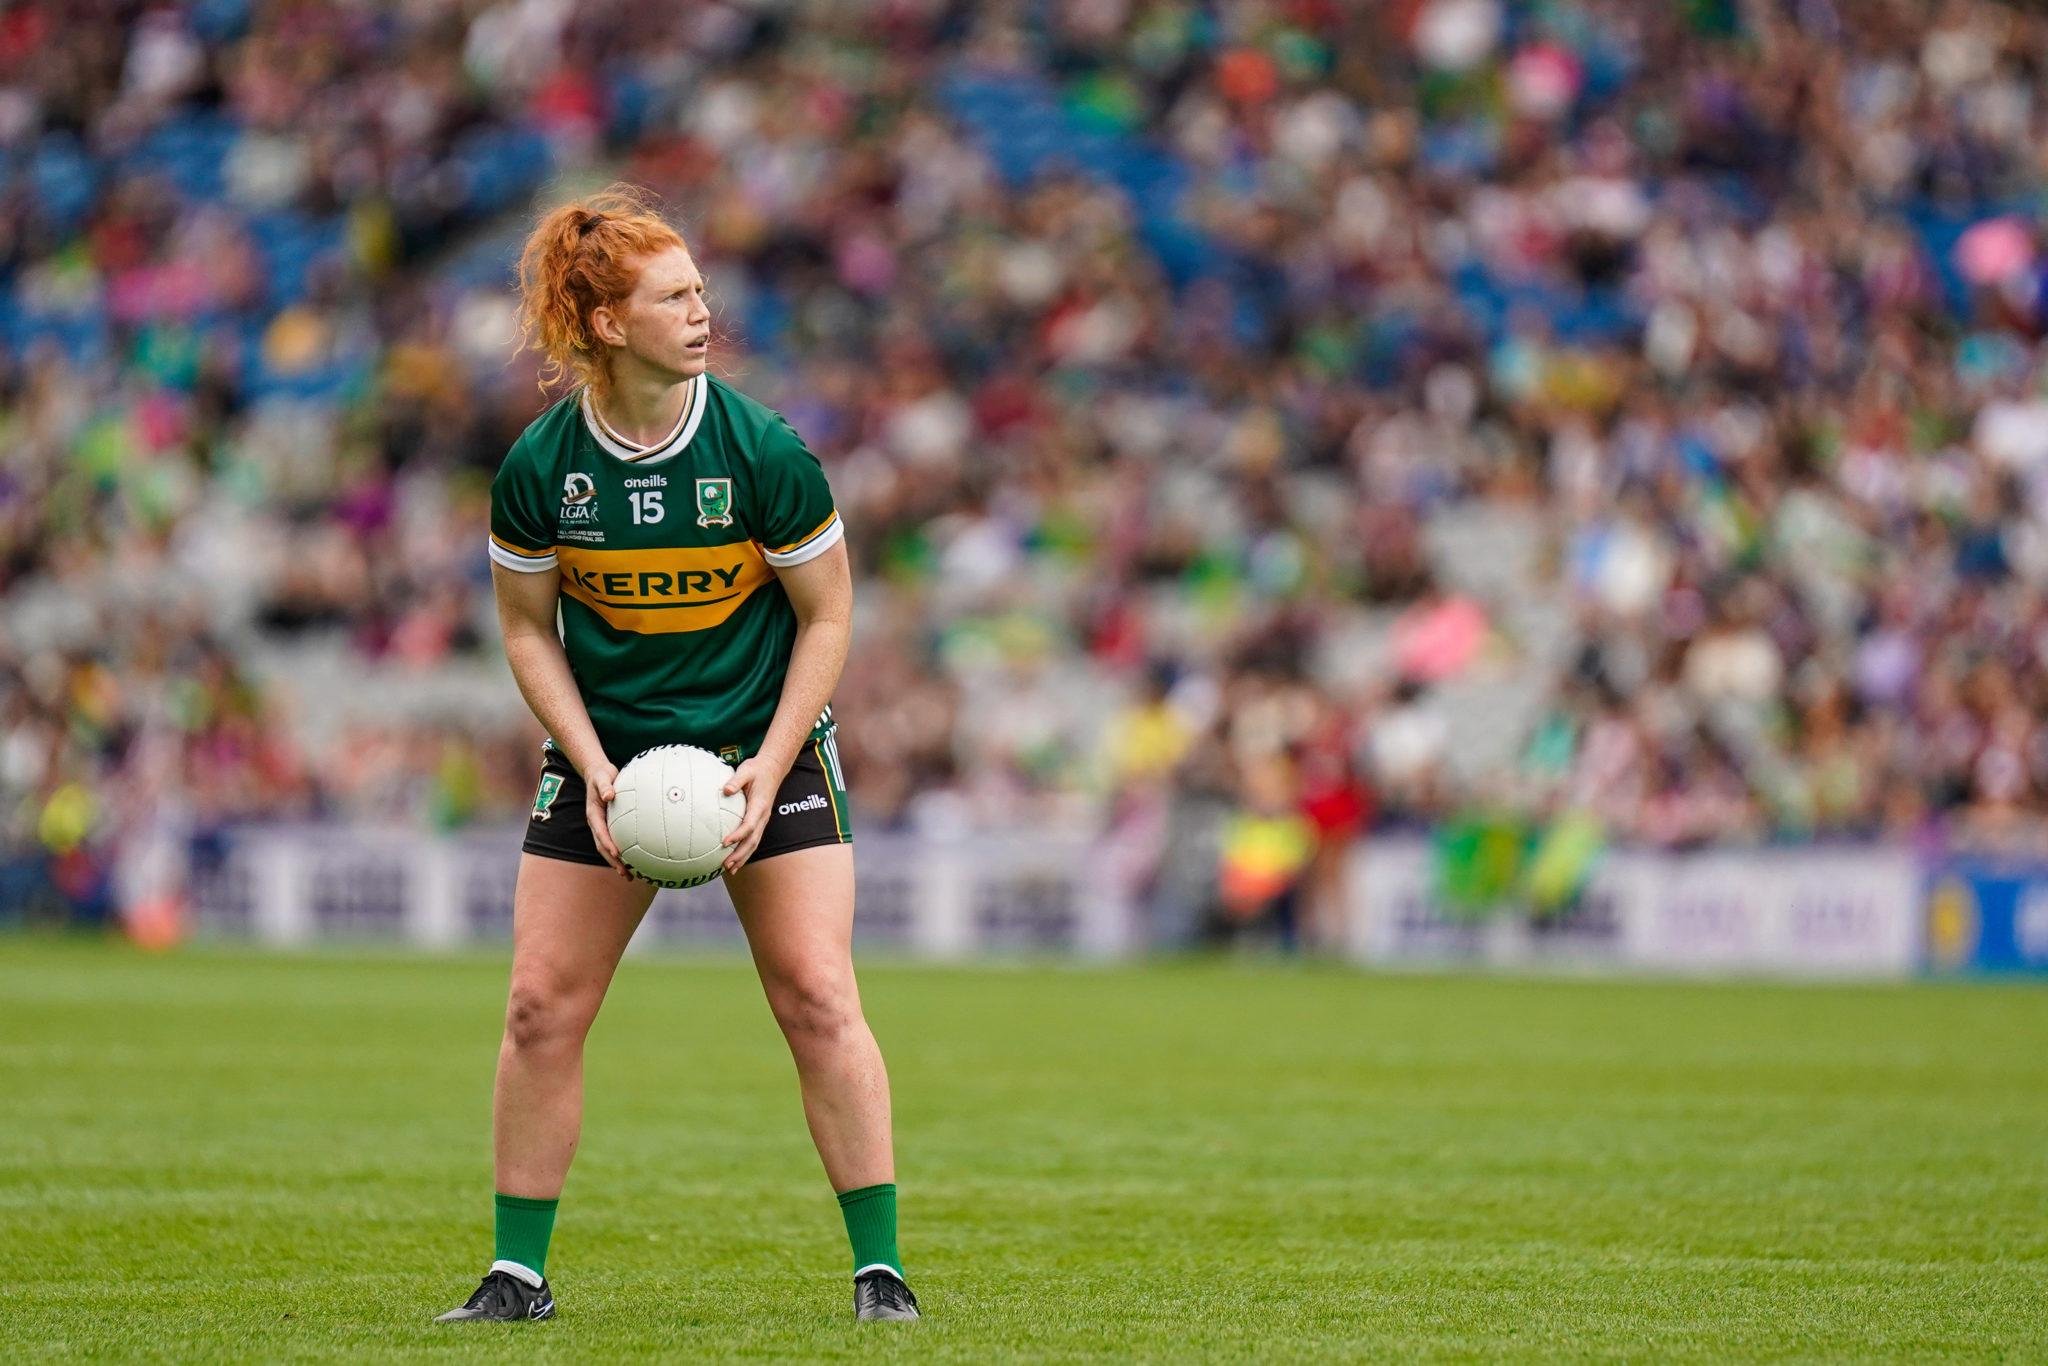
[777,794,828,816]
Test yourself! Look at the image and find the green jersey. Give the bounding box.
[488,373,843,766]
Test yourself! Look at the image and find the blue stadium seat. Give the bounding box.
[939,64,1222,288]
[31,135,99,232]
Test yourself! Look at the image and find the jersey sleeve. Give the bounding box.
[750,415,843,568]
[488,440,559,573]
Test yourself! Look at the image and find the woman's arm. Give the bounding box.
[719,538,853,871]
[491,561,632,876]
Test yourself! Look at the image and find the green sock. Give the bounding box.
[494,1192,559,1279]
[836,1183,901,1277]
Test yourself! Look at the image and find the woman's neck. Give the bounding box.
[593,363,690,448]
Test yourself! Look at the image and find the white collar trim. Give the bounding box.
[580,374,706,465]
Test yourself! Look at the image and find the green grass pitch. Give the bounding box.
[5,942,2046,1363]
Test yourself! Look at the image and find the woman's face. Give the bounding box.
[597,244,711,380]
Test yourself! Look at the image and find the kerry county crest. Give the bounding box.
[531,771,564,822]
[696,477,734,528]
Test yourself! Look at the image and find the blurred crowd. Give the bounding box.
[12,0,2048,932]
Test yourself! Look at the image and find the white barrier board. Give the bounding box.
[1605,847,1920,975]
[190,825,1136,959]
[1347,839,1920,976]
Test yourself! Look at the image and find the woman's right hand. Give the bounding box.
[581,758,635,879]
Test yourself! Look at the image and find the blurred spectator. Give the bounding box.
[1208,755,1314,950]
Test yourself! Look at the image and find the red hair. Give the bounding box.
[517,183,689,395]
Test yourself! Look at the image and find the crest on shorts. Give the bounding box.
[531,771,564,822]
[718,744,742,764]
[696,477,734,527]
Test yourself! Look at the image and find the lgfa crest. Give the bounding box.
[696,477,734,527]
[561,472,599,522]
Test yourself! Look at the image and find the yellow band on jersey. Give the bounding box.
[556,542,773,634]
[773,512,838,556]
[490,533,554,559]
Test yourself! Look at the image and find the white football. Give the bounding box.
[607,745,746,888]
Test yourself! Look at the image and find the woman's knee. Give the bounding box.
[767,971,860,1046]
[504,977,597,1054]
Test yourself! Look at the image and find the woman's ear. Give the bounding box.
[589,304,627,348]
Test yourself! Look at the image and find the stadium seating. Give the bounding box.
[9,1,2048,930]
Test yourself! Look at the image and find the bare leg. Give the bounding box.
[494,854,654,1197]
[726,843,893,1190]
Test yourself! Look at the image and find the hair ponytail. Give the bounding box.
[517,183,689,396]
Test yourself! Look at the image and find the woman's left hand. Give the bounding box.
[720,753,789,873]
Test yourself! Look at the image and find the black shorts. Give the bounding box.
[522,737,852,871]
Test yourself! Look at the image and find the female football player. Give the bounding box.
[436,186,915,1324]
